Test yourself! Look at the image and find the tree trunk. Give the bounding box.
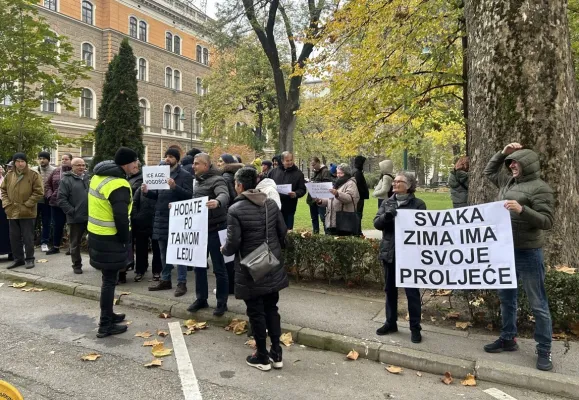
[279,110,297,153]
[466,0,579,267]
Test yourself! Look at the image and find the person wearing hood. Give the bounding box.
[316,164,360,236]
[307,157,333,234]
[57,158,89,274]
[187,153,231,317]
[329,163,337,179]
[260,160,273,180]
[272,155,281,169]
[373,159,394,207]
[483,143,555,372]
[222,167,288,371]
[145,148,193,297]
[353,156,369,235]
[448,156,469,208]
[256,177,282,209]
[1,153,44,269]
[35,151,56,252]
[88,147,139,338]
[44,153,73,255]
[269,151,307,230]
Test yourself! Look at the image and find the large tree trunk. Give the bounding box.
[466,0,579,267]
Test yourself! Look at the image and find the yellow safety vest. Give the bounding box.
[88,175,132,236]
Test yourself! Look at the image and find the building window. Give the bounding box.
[139,99,148,126]
[173,107,181,131]
[174,35,181,55]
[196,77,202,95]
[164,105,172,129]
[196,45,202,62]
[44,0,57,11]
[129,17,138,38]
[42,97,56,113]
[82,1,93,25]
[81,88,93,118]
[81,141,94,157]
[195,111,202,134]
[138,58,147,81]
[165,67,173,89]
[139,21,147,42]
[174,70,180,91]
[203,48,209,65]
[82,43,94,68]
[166,32,173,52]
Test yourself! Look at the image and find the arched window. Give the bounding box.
[81,88,93,118]
[174,70,180,91]
[44,0,57,11]
[164,105,172,129]
[82,43,94,68]
[138,58,147,81]
[195,111,202,134]
[139,99,148,126]
[196,77,202,95]
[165,32,173,52]
[202,48,209,65]
[174,35,181,55]
[165,67,173,88]
[129,17,138,38]
[196,45,202,62]
[139,21,147,41]
[82,1,93,25]
[173,106,181,131]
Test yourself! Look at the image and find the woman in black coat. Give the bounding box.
[222,167,288,372]
[373,171,426,344]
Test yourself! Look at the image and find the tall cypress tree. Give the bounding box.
[92,39,144,168]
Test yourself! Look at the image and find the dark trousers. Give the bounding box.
[281,209,295,230]
[134,231,162,275]
[37,202,52,245]
[378,199,384,208]
[69,222,87,267]
[356,200,365,235]
[244,291,282,355]
[99,269,119,325]
[9,219,35,262]
[51,206,66,248]
[226,261,235,294]
[309,203,326,234]
[0,200,11,255]
[383,260,422,331]
[195,229,229,304]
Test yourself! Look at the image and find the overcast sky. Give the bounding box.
[206,0,218,18]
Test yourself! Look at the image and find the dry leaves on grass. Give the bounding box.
[455,322,472,330]
[441,371,453,385]
[569,322,579,337]
[135,331,153,339]
[404,313,410,321]
[143,339,163,347]
[346,350,359,360]
[433,289,452,296]
[9,282,27,288]
[552,332,567,341]
[553,265,576,275]
[22,287,45,292]
[157,329,169,337]
[225,319,247,335]
[81,352,101,361]
[385,365,403,374]
[144,359,163,368]
[245,339,256,349]
[280,332,293,347]
[447,312,460,319]
[158,312,171,319]
[461,374,477,386]
[151,343,173,357]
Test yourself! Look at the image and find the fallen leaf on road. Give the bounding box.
[245,339,256,349]
[184,319,197,328]
[135,331,152,338]
[416,372,422,377]
[461,373,476,386]
[447,312,460,319]
[144,359,162,368]
[225,319,247,335]
[143,339,163,347]
[125,321,133,326]
[37,259,48,263]
[433,289,452,296]
[280,332,293,347]
[455,322,471,330]
[385,365,402,374]
[157,329,169,337]
[120,292,131,296]
[151,343,173,357]
[22,287,45,292]
[158,312,171,319]
[346,350,359,360]
[81,352,101,361]
[183,329,196,335]
[569,322,579,336]
[194,322,207,330]
[9,282,27,288]
[441,371,453,385]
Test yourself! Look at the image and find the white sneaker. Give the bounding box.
[41,244,49,252]
[213,288,217,295]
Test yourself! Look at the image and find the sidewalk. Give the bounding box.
[1,250,578,398]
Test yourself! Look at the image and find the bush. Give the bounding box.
[364,172,381,189]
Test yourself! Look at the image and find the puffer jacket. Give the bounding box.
[373,194,427,263]
[128,171,143,193]
[144,165,193,241]
[373,160,394,200]
[221,190,288,300]
[269,164,307,214]
[319,178,360,229]
[0,166,44,219]
[306,165,333,205]
[131,187,156,235]
[193,166,230,232]
[221,163,244,206]
[256,178,281,209]
[484,149,554,249]
[45,165,72,207]
[448,169,469,208]
[57,172,90,223]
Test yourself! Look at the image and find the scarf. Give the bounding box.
[395,193,410,206]
[334,174,352,189]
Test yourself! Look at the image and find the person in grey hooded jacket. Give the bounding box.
[373,159,394,207]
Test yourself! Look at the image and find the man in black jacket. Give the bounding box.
[307,157,332,234]
[187,153,231,316]
[353,156,369,235]
[145,148,193,297]
[269,151,306,230]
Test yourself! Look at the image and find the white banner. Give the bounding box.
[143,166,170,190]
[305,182,334,199]
[394,201,516,289]
[276,184,292,195]
[218,229,235,263]
[166,197,209,268]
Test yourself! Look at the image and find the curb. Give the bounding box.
[1,269,577,399]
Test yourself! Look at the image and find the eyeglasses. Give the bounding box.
[393,180,407,184]
[73,164,86,167]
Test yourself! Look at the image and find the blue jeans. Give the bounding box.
[158,240,187,284]
[498,248,552,352]
[37,202,52,245]
[309,203,326,234]
[194,228,229,304]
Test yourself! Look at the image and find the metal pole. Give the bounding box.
[403,148,408,170]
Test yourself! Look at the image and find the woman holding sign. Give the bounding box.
[373,171,426,343]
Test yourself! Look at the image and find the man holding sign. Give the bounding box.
[483,143,555,371]
[269,152,306,230]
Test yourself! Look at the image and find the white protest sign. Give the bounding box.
[305,182,334,199]
[394,201,516,289]
[143,165,170,190]
[276,184,292,195]
[218,230,235,263]
[166,197,209,268]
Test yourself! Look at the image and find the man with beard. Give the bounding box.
[35,151,55,252]
[269,152,306,230]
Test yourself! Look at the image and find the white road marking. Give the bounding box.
[168,321,203,400]
[484,388,518,400]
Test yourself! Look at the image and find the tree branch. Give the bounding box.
[278,3,297,66]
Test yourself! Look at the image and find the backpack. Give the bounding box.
[385,173,395,198]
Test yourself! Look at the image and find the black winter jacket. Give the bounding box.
[222,190,288,300]
[221,163,244,206]
[193,166,230,232]
[128,171,143,193]
[353,156,369,204]
[131,187,156,235]
[373,194,427,264]
[144,165,193,241]
[57,172,89,224]
[269,165,307,214]
[181,155,194,175]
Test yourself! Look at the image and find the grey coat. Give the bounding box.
[193,166,230,232]
[57,172,90,224]
[448,169,469,208]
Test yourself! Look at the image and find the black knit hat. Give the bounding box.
[12,153,27,163]
[114,147,138,166]
[165,148,181,162]
[187,148,202,157]
[220,154,235,164]
[262,160,272,168]
[38,151,51,161]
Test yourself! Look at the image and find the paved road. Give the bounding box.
[0,281,564,400]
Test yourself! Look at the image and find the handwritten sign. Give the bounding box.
[143,166,170,190]
[166,197,209,268]
[276,184,292,195]
[305,182,334,199]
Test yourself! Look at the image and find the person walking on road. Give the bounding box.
[373,159,394,208]
[1,153,44,270]
[483,142,555,371]
[0,165,13,261]
[307,157,333,234]
[374,171,426,344]
[44,153,73,255]
[57,158,89,274]
[353,156,369,235]
[222,167,288,371]
[88,147,139,338]
[269,152,306,230]
[35,151,55,252]
[449,156,469,208]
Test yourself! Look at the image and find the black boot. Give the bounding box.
[97,323,128,338]
[112,313,126,323]
[6,260,25,269]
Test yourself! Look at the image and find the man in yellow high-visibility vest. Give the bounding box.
[88,147,139,338]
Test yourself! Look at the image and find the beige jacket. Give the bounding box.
[320,178,360,229]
